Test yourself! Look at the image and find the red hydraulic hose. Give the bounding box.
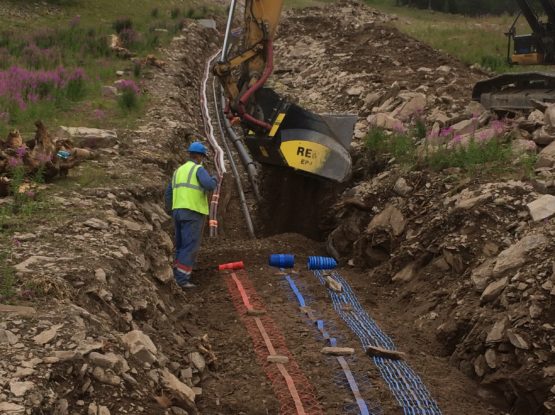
[237,39,274,131]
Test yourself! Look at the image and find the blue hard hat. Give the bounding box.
[188,141,207,155]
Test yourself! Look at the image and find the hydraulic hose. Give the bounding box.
[220,92,261,202]
[237,38,274,131]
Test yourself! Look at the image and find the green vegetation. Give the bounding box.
[366,128,418,167]
[364,0,534,73]
[365,127,536,177]
[0,250,16,303]
[0,0,222,138]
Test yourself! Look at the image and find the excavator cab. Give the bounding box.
[214,0,355,183]
[511,34,544,65]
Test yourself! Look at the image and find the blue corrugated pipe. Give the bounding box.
[307,256,337,270]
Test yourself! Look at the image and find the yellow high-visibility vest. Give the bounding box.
[172,161,209,215]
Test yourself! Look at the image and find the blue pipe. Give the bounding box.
[269,254,295,268]
[307,256,337,270]
[313,270,442,415]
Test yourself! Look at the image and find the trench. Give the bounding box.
[164,43,506,415]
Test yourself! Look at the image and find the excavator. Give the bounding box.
[473,0,555,111]
[213,0,356,183]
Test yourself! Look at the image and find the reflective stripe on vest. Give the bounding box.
[172,161,209,215]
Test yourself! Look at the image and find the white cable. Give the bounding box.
[201,50,227,176]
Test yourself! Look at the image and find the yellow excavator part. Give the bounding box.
[512,52,544,65]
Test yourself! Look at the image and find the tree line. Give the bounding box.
[393,0,543,16]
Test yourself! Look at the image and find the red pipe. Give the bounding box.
[237,39,274,131]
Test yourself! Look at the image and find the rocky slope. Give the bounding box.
[1,21,220,415]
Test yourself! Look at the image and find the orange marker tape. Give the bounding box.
[229,272,307,415]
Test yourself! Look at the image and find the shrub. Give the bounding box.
[0,251,16,302]
[133,61,142,78]
[119,28,140,49]
[414,117,427,139]
[65,69,87,101]
[186,7,196,18]
[425,136,512,172]
[115,79,140,110]
[171,7,181,19]
[0,48,11,70]
[365,128,417,166]
[151,7,159,18]
[113,17,133,34]
[0,65,88,111]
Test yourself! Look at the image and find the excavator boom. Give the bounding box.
[214,0,355,182]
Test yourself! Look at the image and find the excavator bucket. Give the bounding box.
[243,88,356,182]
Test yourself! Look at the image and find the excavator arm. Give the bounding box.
[213,0,356,182]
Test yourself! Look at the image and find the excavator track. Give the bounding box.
[473,72,555,111]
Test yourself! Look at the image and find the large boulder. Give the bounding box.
[58,127,118,149]
[121,330,158,364]
[367,113,404,132]
[391,93,426,121]
[492,234,549,276]
[537,141,555,168]
[367,205,406,237]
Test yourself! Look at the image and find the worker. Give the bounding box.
[165,141,218,288]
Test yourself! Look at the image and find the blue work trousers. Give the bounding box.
[172,209,205,284]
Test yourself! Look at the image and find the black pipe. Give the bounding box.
[220,94,262,202]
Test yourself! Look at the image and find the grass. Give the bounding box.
[0,250,16,302]
[366,128,418,168]
[363,0,538,73]
[365,127,537,177]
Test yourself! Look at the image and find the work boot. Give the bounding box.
[179,281,196,289]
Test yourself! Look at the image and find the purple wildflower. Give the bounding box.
[491,120,505,134]
[12,237,21,247]
[439,127,453,138]
[115,79,140,94]
[16,146,26,157]
[8,157,22,167]
[25,190,35,198]
[452,134,463,144]
[70,15,81,29]
[93,109,107,119]
[0,111,9,123]
[0,65,87,108]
